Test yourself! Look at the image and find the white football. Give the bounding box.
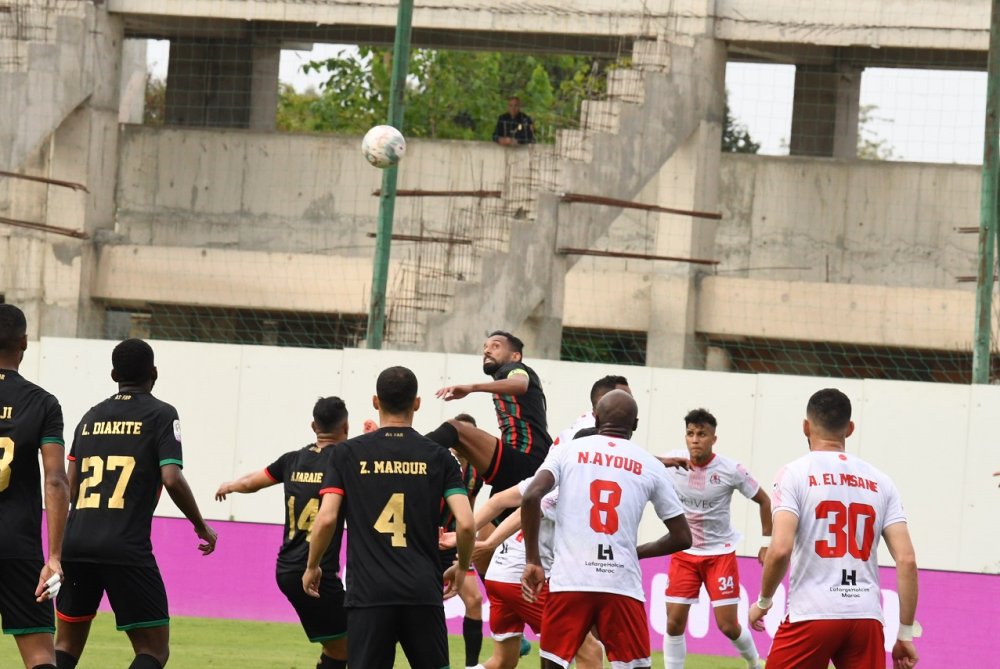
[362,125,406,169]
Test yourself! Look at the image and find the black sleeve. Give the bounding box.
[265,451,293,483]
[156,405,183,468]
[320,445,347,496]
[493,361,529,381]
[40,395,64,447]
[492,114,504,142]
[524,114,535,144]
[441,449,465,498]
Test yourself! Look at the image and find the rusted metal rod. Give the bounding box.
[557,247,719,266]
[0,216,89,239]
[559,192,722,220]
[371,189,501,198]
[0,170,89,192]
[366,232,473,245]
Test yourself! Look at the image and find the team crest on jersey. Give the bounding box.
[709,473,722,485]
[173,419,182,442]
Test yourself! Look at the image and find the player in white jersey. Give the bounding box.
[660,408,770,669]
[521,390,692,669]
[749,389,919,669]
[551,375,630,447]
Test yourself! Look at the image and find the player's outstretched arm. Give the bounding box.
[884,522,919,669]
[303,491,342,597]
[215,469,276,500]
[473,484,524,531]
[36,443,69,602]
[519,470,554,601]
[752,487,773,564]
[749,510,796,631]
[636,513,691,559]
[443,493,475,599]
[162,464,217,556]
[436,374,529,401]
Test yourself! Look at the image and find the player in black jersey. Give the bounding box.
[54,339,217,669]
[214,396,349,669]
[0,304,69,669]
[433,331,551,493]
[304,366,475,669]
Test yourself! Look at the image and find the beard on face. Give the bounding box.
[483,359,501,375]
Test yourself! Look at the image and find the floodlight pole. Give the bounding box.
[366,0,414,350]
[974,0,1000,382]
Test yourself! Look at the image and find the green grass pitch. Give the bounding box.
[0,613,752,668]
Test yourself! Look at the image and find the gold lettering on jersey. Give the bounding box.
[114,394,132,401]
[360,460,370,474]
[84,421,143,436]
[0,406,12,420]
[372,460,428,475]
[807,473,878,492]
[0,372,5,380]
[289,471,323,484]
[576,451,642,475]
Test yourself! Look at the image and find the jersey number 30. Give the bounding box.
[815,500,876,560]
[375,493,407,547]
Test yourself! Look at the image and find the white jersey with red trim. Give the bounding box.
[552,411,595,448]
[772,450,906,623]
[485,482,558,584]
[541,434,684,601]
[662,450,760,556]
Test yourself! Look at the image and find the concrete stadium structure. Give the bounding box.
[1,0,996,374]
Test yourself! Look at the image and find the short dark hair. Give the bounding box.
[684,408,717,429]
[806,388,852,433]
[591,375,629,405]
[454,413,477,427]
[376,366,418,415]
[313,396,348,433]
[0,304,27,353]
[112,338,155,384]
[488,330,524,354]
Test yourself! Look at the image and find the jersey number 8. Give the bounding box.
[0,437,14,492]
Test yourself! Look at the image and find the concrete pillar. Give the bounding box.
[165,39,279,129]
[645,39,726,370]
[790,64,862,159]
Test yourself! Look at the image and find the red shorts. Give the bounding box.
[540,591,650,668]
[485,579,547,640]
[665,550,740,607]
[766,618,885,669]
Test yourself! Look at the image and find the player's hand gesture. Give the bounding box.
[472,539,497,564]
[196,523,218,555]
[214,482,233,501]
[35,557,63,603]
[748,603,770,632]
[757,546,768,565]
[892,639,919,669]
[520,563,545,603]
[436,385,472,401]
[657,456,690,470]
[438,531,457,550]
[442,563,466,599]
[303,565,323,598]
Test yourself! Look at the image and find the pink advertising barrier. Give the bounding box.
[83,517,1000,666]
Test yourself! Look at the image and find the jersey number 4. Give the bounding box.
[589,479,622,534]
[77,455,136,509]
[815,500,876,560]
[375,493,407,547]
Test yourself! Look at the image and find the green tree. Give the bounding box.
[857,104,896,160]
[721,95,759,154]
[144,75,166,125]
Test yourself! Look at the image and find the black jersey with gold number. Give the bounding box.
[266,444,344,575]
[63,392,183,566]
[0,369,64,560]
[319,427,465,608]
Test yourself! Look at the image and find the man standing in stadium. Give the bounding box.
[55,339,217,669]
[660,408,770,669]
[551,375,630,447]
[215,397,350,669]
[434,331,551,494]
[749,388,919,669]
[521,389,692,669]
[304,366,475,669]
[0,304,69,669]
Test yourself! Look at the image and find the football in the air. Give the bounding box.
[361,125,406,169]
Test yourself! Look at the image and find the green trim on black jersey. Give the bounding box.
[159,458,183,468]
[117,618,169,631]
[308,631,348,642]
[40,437,65,446]
[4,626,55,636]
[443,487,467,498]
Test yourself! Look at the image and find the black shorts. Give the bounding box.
[56,561,168,631]
[0,558,54,636]
[348,605,448,669]
[276,569,347,643]
[482,440,547,492]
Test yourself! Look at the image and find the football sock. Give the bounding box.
[730,625,761,667]
[519,637,531,656]
[425,421,459,449]
[128,654,163,669]
[664,634,686,669]
[317,655,346,669]
[463,616,483,666]
[55,651,78,669]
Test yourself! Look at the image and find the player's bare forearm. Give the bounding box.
[162,465,217,554]
[446,493,476,571]
[520,472,554,565]
[487,508,522,549]
[884,523,919,624]
[474,486,523,531]
[475,376,529,396]
[41,444,69,562]
[307,494,341,569]
[753,488,773,536]
[215,470,275,500]
[637,514,692,558]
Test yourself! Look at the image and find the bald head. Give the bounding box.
[594,389,638,438]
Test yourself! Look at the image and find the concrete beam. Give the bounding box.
[789,64,862,159]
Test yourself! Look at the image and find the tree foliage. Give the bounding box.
[721,96,760,154]
[857,104,896,160]
[278,47,614,142]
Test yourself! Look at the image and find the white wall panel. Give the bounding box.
[957,384,1000,573]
